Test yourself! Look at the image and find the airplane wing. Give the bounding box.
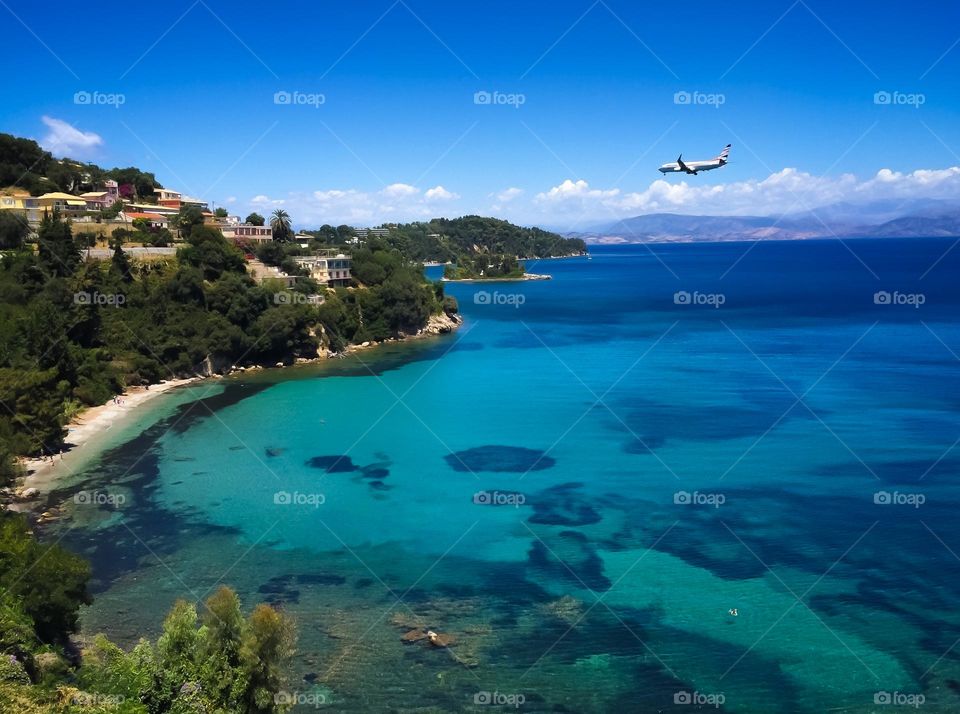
[677,155,696,174]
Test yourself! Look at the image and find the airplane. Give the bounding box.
[659,144,731,175]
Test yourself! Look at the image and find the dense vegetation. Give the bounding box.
[0,133,160,200]
[0,512,297,713]
[443,254,524,280]
[0,213,451,474]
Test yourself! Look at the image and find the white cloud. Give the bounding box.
[496,187,524,202]
[39,116,103,157]
[224,196,237,204]
[248,182,463,227]
[530,167,960,225]
[250,194,286,206]
[424,185,459,201]
[382,182,419,198]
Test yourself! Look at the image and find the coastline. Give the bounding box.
[15,377,201,495]
[6,311,463,504]
[441,273,551,283]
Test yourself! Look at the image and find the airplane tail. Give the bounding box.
[717,144,731,164]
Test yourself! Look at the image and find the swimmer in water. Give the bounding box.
[728,608,739,617]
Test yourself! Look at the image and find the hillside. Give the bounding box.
[381,216,587,262]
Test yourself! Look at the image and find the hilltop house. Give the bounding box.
[294,252,352,287]
[122,212,171,229]
[153,187,209,211]
[222,223,273,244]
[0,192,41,223]
[36,192,87,215]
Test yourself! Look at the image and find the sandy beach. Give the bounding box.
[16,377,200,493]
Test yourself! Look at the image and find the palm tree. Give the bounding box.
[270,209,292,242]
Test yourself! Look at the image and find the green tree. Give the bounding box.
[0,513,92,645]
[176,205,205,237]
[111,243,133,283]
[0,211,29,250]
[270,209,292,242]
[214,207,229,219]
[245,212,265,226]
[36,211,78,277]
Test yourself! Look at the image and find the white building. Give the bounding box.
[294,253,352,287]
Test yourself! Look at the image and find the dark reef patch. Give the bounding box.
[529,482,602,526]
[527,529,610,591]
[305,455,358,472]
[445,445,555,473]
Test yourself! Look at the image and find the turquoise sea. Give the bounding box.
[42,239,960,712]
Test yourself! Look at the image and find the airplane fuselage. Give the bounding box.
[658,159,723,174]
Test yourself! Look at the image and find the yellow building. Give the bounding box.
[36,192,87,215]
[0,192,41,223]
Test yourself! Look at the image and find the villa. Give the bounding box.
[36,192,87,215]
[0,192,41,223]
[153,187,209,211]
[294,251,352,287]
[222,223,273,244]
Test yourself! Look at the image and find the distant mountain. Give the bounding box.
[571,202,960,244]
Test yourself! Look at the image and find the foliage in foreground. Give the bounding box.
[0,513,297,713]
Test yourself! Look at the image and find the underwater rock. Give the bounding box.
[444,445,556,473]
[305,455,357,472]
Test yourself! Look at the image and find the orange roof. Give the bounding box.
[125,212,169,221]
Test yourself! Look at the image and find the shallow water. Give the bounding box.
[44,239,960,712]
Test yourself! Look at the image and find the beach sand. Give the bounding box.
[17,378,200,494]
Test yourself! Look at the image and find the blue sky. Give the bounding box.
[3,0,960,228]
